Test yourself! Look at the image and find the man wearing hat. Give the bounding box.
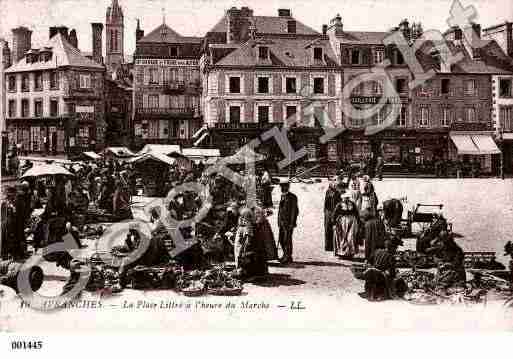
[278,180,298,264]
[1,186,17,259]
[324,177,342,252]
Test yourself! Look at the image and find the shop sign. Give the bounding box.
[76,105,94,113]
[450,121,491,131]
[135,58,199,67]
[350,96,404,105]
[350,96,381,105]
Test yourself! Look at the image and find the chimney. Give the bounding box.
[240,6,253,17]
[11,26,32,63]
[278,9,291,17]
[69,29,78,48]
[226,7,253,44]
[2,40,11,68]
[327,14,343,37]
[322,24,328,35]
[91,22,104,64]
[136,19,144,42]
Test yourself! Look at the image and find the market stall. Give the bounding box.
[129,152,178,197]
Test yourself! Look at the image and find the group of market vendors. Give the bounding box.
[324,171,467,300]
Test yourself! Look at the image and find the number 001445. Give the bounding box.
[11,341,43,350]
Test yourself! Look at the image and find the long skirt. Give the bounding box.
[256,220,278,261]
[324,210,334,252]
[363,218,385,261]
[333,215,360,258]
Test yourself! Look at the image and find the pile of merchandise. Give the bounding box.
[399,268,511,305]
[395,250,436,269]
[177,265,243,296]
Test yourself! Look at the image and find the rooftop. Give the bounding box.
[5,33,104,73]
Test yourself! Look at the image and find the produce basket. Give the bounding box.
[207,286,243,296]
[181,286,206,297]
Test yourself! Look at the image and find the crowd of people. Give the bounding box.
[1,151,476,300]
[324,171,467,301]
[0,155,296,285]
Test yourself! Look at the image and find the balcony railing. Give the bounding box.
[137,107,196,116]
[416,87,480,98]
[214,122,283,130]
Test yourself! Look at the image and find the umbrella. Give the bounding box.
[21,163,74,178]
[222,146,267,165]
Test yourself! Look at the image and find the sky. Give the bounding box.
[0,0,512,55]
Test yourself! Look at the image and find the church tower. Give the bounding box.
[105,0,124,73]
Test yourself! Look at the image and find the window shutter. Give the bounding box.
[328,101,336,127]
[217,100,226,122]
[273,74,281,95]
[273,101,282,124]
[245,73,254,95]
[245,100,254,123]
[328,74,336,97]
[301,73,310,94]
[341,47,349,64]
[218,72,225,94]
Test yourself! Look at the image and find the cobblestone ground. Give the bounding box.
[2,178,513,331]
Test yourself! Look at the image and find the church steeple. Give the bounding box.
[105,0,124,73]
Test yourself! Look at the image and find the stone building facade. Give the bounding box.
[4,31,105,155]
[201,8,343,161]
[132,21,202,148]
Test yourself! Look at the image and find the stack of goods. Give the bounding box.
[63,254,124,296]
[467,270,511,292]
[395,250,436,269]
[399,269,491,305]
[399,269,435,291]
[177,265,243,297]
[464,252,506,270]
[126,265,179,290]
[202,266,243,296]
[0,260,43,293]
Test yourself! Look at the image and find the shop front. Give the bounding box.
[448,131,501,176]
[337,128,450,174]
[7,117,69,156]
[502,133,513,175]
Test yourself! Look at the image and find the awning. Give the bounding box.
[503,133,513,141]
[193,132,209,147]
[450,134,500,155]
[192,125,208,139]
[471,135,501,155]
[129,153,177,166]
[83,151,102,160]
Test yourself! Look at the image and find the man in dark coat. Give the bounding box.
[324,179,341,251]
[278,181,298,264]
[13,182,32,259]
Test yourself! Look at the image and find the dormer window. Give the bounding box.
[396,50,405,65]
[258,46,269,60]
[170,46,178,57]
[351,49,360,65]
[287,20,296,34]
[314,47,323,61]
